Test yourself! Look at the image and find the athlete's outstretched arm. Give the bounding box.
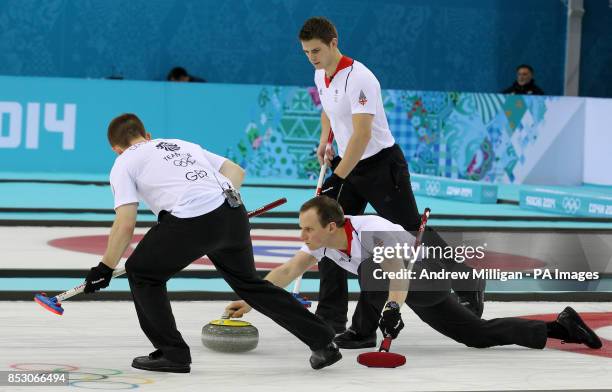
[225,251,317,317]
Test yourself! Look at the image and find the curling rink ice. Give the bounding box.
[1,301,612,392]
[1,226,612,391]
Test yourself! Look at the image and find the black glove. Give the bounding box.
[379,301,404,339]
[84,262,114,293]
[320,173,345,201]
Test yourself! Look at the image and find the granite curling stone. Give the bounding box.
[201,318,259,353]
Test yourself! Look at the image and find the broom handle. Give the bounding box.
[378,208,431,350]
[379,337,393,352]
[292,131,334,295]
[54,197,287,303]
[314,131,334,195]
[54,268,125,302]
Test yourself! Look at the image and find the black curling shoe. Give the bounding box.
[555,306,602,349]
[333,328,377,349]
[132,350,191,373]
[310,342,342,370]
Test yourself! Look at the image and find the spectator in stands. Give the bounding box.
[502,64,544,95]
[166,67,206,83]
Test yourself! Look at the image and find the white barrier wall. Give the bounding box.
[584,98,612,186]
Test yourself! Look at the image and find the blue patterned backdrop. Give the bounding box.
[0,75,606,184]
[0,0,574,95]
[226,85,570,184]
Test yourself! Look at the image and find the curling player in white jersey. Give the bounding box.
[226,197,602,352]
[298,16,484,342]
[82,114,341,373]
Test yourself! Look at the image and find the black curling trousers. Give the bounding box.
[354,286,547,350]
[125,202,335,364]
[354,258,547,350]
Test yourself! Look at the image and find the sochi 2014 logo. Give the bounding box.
[562,197,581,214]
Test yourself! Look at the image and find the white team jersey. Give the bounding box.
[315,57,395,159]
[109,138,230,218]
[299,215,414,275]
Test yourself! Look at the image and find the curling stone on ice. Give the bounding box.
[201,311,259,353]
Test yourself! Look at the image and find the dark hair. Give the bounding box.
[299,196,345,227]
[107,113,146,147]
[299,17,338,45]
[167,66,189,81]
[516,64,534,73]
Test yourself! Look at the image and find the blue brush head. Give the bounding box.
[34,293,64,315]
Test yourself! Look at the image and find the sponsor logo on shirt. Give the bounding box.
[358,90,368,106]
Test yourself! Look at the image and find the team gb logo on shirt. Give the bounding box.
[358,90,368,106]
[156,142,181,152]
